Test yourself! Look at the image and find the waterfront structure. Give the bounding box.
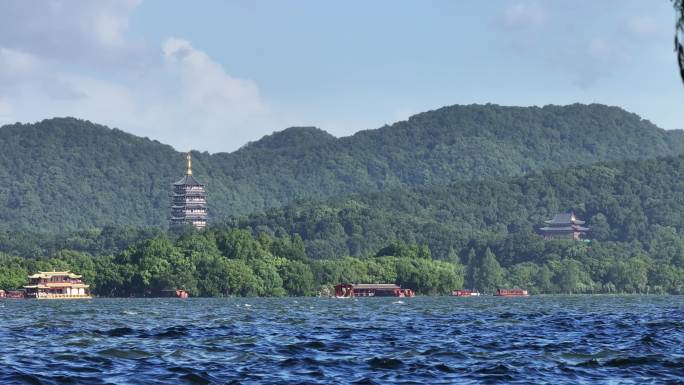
[334,283,415,298]
[539,212,589,241]
[451,290,481,296]
[23,271,91,299]
[494,289,529,297]
[170,152,208,230]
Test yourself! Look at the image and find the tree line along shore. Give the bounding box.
[0,226,681,297]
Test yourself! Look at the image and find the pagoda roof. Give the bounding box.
[170,214,206,218]
[173,174,204,186]
[172,196,206,199]
[349,284,400,289]
[28,271,82,279]
[539,225,590,232]
[544,212,585,225]
[24,283,89,289]
[172,191,206,196]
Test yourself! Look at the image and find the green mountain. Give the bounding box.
[1,103,682,232]
[234,154,684,260]
[3,153,683,296]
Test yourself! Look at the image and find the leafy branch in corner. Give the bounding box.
[675,0,684,82]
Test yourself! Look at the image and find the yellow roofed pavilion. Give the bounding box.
[24,270,91,299]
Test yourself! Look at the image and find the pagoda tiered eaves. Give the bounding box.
[539,212,589,241]
[170,152,208,230]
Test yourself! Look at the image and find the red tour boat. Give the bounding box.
[451,290,481,296]
[495,289,529,297]
[334,284,415,298]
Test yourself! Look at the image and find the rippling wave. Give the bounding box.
[0,296,682,384]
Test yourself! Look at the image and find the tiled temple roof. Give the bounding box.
[544,212,586,226]
[173,174,204,186]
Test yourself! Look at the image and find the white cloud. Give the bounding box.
[0,1,278,153]
[494,3,674,89]
[587,38,618,62]
[2,38,276,153]
[626,17,669,40]
[153,38,274,151]
[0,99,12,122]
[500,3,545,29]
[163,38,264,113]
[0,0,144,65]
[573,37,626,87]
[0,47,41,82]
[533,35,628,89]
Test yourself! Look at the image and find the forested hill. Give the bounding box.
[1,103,683,232]
[234,153,684,260]
[4,153,682,296]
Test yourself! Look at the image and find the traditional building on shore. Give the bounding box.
[170,152,208,230]
[23,271,91,299]
[539,212,589,241]
[334,283,415,298]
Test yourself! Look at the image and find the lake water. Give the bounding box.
[0,296,682,384]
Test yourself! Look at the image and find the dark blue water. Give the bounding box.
[0,296,682,384]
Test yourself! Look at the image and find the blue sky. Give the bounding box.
[0,1,682,153]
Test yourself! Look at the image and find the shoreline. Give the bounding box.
[3,293,679,300]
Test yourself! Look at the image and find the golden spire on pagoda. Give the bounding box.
[186,152,192,176]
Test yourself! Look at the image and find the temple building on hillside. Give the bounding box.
[170,152,208,230]
[539,212,589,241]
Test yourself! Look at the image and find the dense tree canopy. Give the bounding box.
[0,153,683,296]
[1,104,683,232]
[0,223,682,296]
[235,154,684,260]
[1,104,684,296]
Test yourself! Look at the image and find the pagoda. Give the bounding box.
[170,152,208,230]
[539,212,589,241]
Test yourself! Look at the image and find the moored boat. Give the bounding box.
[451,290,481,297]
[161,289,190,299]
[494,288,529,297]
[3,290,26,299]
[334,284,415,298]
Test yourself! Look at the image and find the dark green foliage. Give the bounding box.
[675,0,684,82]
[2,104,683,232]
[467,248,504,293]
[1,104,684,296]
[237,155,684,261]
[0,222,682,295]
[395,257,463,295]
[0,254,28,290]
[0,225,163,258]
[0,153,683,295]
[279,260,315,296]
[0,226,468,296]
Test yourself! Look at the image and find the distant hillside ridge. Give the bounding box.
[0,103,682,231]
[233,153,684,260]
